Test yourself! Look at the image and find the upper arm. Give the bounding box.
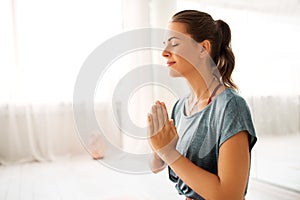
[218,131,250,199]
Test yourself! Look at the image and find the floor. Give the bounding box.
[251,135,300,192]
[0,155,299,200]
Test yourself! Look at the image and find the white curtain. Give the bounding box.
[0,0,177,164]
[0,0,123,164]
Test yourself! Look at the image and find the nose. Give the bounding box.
[162,48,171,58]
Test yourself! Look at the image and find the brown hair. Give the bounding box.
[172,10,238,90]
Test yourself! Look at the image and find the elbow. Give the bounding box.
[205,185,244,200]
[213,191,244,200]
[208,195,242,200]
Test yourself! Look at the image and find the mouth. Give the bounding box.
[167,61,176,67]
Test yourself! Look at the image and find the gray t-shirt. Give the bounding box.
[168,88,257,200]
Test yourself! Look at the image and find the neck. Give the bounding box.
[183,62,225,115]
[185,68,215,102]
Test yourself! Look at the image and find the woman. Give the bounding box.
[147,10,257,200]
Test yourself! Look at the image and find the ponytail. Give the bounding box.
[215,19,238,91]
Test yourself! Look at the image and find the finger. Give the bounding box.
[151,105,159,134]
[147,113,154,136]
[156,104,165,131]
[161,103,170,129]
[161,102,169,118]
[155,100,161,105]
[161,101,167,110]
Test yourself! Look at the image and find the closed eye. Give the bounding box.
[163,36,181,48]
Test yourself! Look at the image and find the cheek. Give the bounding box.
[173,46,200,68]
[174,55,195,70]
[169,56,194,77]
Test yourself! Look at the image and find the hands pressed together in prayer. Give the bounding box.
[147,101,181,165]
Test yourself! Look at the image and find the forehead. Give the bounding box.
[167,22,188,33]
[164,22,192,41]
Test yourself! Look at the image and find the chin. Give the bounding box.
[169,69,181,77]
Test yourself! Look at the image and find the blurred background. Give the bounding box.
[0,0,299,199]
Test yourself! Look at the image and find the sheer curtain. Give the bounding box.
[0,0,123,164]
[0,0,177,164]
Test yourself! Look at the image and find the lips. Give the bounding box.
[167,61,176,66]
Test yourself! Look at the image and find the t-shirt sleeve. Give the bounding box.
[219,96,257,151]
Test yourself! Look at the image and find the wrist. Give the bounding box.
[157,149,182,165]
[153,152,162,160]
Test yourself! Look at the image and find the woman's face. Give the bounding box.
[162,22,203,77]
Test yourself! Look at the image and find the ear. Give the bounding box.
[200,40,211,56]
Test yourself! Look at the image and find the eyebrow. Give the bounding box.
[168,36,180,41]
